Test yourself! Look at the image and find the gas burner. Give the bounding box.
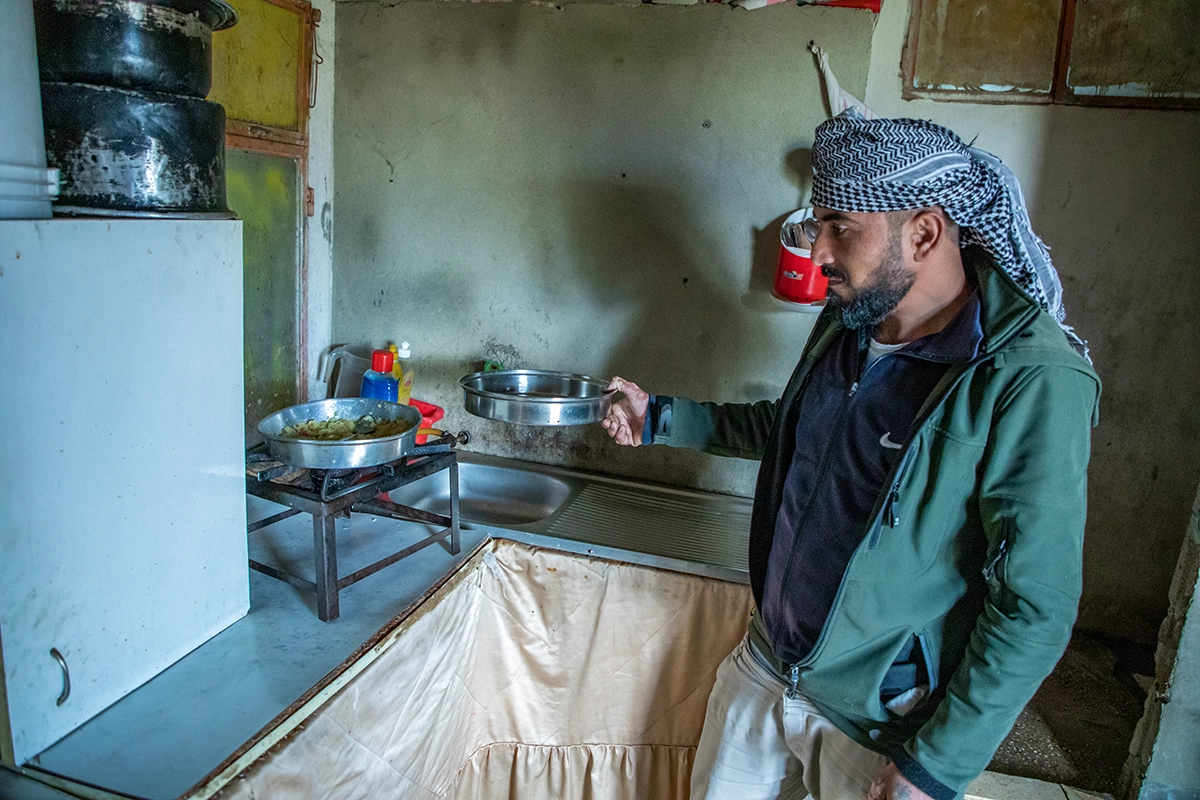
[245,444,462,622]
[309,467,367,498]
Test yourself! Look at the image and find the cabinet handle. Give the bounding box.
[50,648,70,706]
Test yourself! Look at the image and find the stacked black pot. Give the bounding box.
[34,0,238,216]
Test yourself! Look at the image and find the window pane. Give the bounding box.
[227,148,301,445]
[211,0,304,130]
[911,0,1062,95]
[1068,0,1200,99]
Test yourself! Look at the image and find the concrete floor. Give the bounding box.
[991,633,1153,795]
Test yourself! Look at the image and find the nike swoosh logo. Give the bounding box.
[880,433,902,450]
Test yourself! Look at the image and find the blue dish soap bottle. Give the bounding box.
[360,349,399,401]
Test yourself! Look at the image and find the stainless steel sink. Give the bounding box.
[390,453,751,580]
[389,461,571,526]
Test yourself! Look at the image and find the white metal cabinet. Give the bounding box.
[0,219,249,765]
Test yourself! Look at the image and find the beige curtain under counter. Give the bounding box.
[214,540,754,800]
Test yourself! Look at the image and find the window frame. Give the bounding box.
[900,0,1200,110]
[217,0,320,408]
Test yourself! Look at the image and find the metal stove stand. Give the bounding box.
[245,435,463,621]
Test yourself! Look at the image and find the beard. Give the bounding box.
[823,227,915,331]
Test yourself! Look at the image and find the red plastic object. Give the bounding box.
[410,398,444,444]
[370,349,394,372]
[773,208,828,306]
[813,0,881,11]
[774,245,828,305]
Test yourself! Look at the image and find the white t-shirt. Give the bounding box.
[864,338,907,370]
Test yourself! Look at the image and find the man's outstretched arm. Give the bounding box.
[601,376,778,459]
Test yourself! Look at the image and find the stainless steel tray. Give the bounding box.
[258,398,422,469]
[460,369,614,426]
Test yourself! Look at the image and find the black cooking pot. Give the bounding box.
[34,0,237,98]
[41,81,229,214]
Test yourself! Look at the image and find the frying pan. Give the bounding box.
[460,369,615,426]
[257,398,424,470]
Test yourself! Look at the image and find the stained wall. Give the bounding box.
[1128,486,1200,798]
[332,0,874,498]
[330,0,1200,642]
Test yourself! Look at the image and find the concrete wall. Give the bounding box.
[329,0,1200,642]
[1125,485,1200,799]
[863,0,1200,641]
[305,0,336,402]
[332,0,874,497]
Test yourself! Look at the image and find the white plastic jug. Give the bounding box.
[317,344,375,398]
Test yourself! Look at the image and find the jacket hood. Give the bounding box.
[968,245,1065,358]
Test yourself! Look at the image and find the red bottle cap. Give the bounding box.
[371,349,394,372]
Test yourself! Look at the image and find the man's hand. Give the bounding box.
[866,763,934,800]
[600,377,650,447]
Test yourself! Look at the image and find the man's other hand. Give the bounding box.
[601,377,649,447]
[866,763,934,800]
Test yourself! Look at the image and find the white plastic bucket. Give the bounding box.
[1,0,59,219]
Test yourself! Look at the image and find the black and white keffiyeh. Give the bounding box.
[811,115,1088,359]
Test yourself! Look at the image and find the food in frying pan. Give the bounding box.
[280,415,413,441]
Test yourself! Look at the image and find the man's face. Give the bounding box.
[809,207,915,330]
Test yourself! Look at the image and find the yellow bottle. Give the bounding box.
[388,344,400,381]
[393,341,414,405]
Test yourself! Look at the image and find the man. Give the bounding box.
[601,116,1100,800]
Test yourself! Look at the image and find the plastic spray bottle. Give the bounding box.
[360,349,399,401]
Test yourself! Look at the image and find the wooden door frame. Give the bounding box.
[223,0,319,403]
[224,0,319,147]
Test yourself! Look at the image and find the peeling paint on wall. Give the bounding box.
[320,201,332,242]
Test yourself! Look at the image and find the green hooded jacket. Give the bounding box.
[652,247,1101,795]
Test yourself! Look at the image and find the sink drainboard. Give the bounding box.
[548,483,751,572]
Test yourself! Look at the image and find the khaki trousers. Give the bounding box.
[690,638,889,800]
